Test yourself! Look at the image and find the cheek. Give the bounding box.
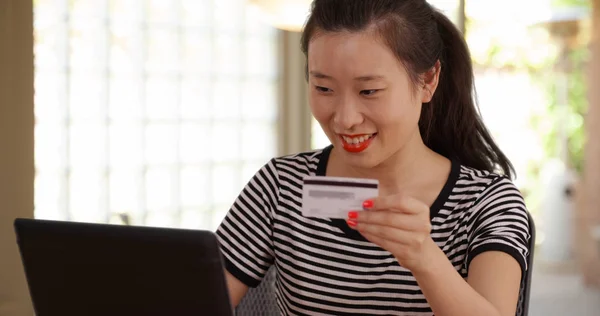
[375,97,422,135]
[309,95,331,123]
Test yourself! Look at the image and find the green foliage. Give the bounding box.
[552,0,590,8]
[469,0,591,216]
[529,46,589,174]
[564,48,589,173]
[550,0,590,175]
[528,1,590,219]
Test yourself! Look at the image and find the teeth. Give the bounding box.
[343,134,374,145]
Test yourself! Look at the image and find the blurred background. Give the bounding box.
[1,0,599,315]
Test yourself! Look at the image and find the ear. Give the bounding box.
[421,60,441,103]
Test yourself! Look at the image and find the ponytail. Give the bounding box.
[423,10,515,178]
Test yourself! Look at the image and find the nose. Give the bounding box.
[333,96,363,131]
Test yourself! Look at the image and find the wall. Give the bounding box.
[278,31,312,155]
[578,0,600,288]
[0,0,35,314]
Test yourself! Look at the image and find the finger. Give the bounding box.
[360,232,394,251]
[364,195,428,215]
[350,211,430,232]
[355,223,416,245]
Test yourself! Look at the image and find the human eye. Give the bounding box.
[315,86,333,93]
[360,89,380,96]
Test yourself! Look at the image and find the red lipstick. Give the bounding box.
[339,133,376,153]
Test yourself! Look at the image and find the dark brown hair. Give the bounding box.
[301,0,515,178]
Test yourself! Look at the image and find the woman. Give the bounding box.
[217,0,531,315]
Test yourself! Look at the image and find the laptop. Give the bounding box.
[13,218,234,316]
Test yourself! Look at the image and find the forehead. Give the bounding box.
[307,31,403,76]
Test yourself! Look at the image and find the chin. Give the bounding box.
[335,146,383,170]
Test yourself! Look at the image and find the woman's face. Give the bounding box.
[308,31,436,169]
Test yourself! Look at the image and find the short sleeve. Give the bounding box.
[466,176,531,278]
[216,159,279,288]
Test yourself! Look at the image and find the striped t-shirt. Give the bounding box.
[217,145,531,315]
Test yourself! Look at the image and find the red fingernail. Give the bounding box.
[347,219,357,227]
[362,200,373,209]
[348,211,358,219]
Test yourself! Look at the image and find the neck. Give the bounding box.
[330,135,447,195]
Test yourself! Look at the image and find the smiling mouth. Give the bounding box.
[339,133,377,153]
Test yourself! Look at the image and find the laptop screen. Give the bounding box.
[14,218,233,316]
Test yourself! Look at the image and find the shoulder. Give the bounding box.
[249,148,326,196]
[454,165,527,220]
[457,165,529,228]
[457,167,532,274]
[271,147,325,177]
[456,165,523,203]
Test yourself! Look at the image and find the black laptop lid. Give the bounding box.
[14,218,233,316]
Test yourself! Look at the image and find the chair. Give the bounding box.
[235,267,279,316]
[235,214,536,316]
[516,212,536,316]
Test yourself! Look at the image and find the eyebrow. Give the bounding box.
[309,71,385,82]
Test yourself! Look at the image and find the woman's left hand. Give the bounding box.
[347,194,437,273]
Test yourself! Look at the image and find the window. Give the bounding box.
[33,0,280,231]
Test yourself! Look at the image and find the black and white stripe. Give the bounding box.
[217,146,530,315]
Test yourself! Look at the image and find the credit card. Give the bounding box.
[301,176,379,219]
